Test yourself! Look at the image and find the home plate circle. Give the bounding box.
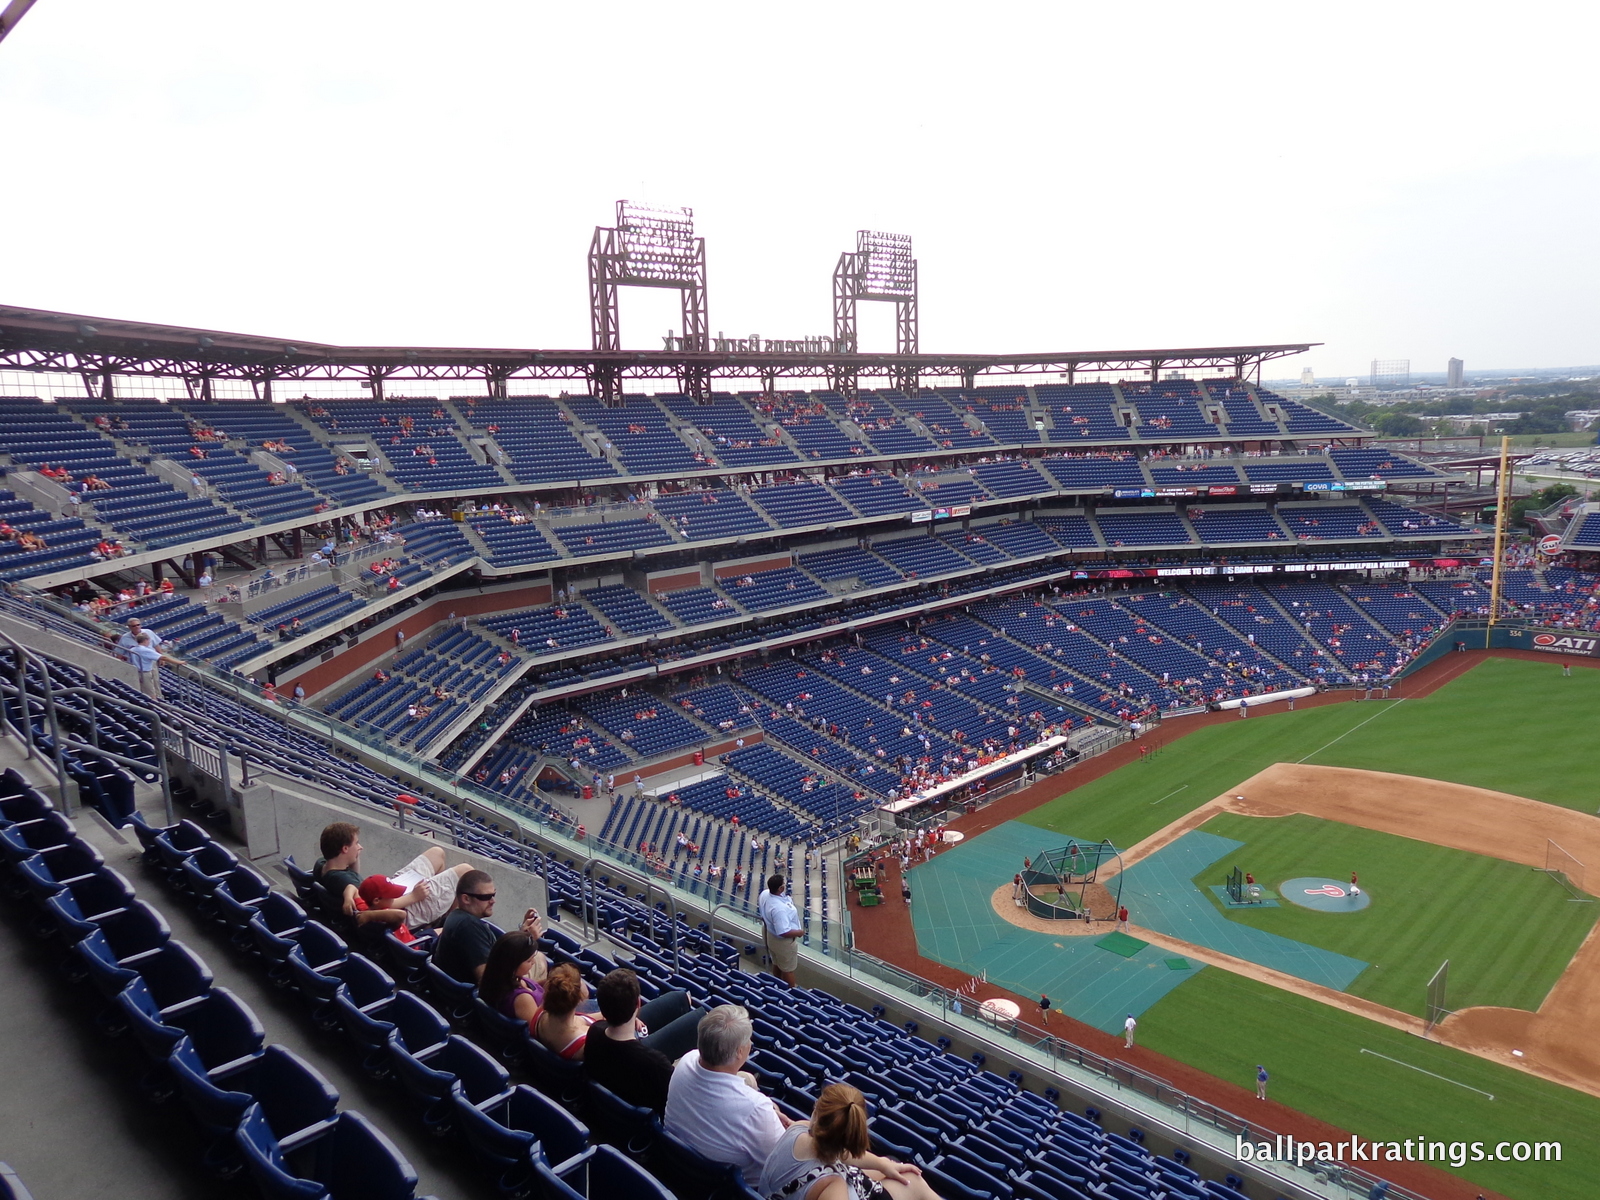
[980,999,1020,1019]
[1280,877,1372,912]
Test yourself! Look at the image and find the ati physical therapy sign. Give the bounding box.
[1528,631,1600,658]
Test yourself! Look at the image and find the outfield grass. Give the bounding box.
[1140,971,1600,1200]
[1193,813,1596,1014]
[1507,432,1597,448]
[1023,656,1600,852]
[1013,657,1600,1198]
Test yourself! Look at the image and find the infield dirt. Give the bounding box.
[1089,762,1600,1099]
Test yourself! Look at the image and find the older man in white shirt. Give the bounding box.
[116,617,162,658]
[756,873,804,985]
[664,1005,791,1186]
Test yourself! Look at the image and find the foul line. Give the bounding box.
[1359,1049,1494,1099]
[1297,699,1407,764]
[1151,784,1189,806]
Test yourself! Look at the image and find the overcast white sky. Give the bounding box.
[3,1,1598,380]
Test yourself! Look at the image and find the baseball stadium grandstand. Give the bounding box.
[0,212,1597,1200]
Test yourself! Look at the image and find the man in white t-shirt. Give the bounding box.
[1124,1013,1137,1048]
[664,1006,790,1186]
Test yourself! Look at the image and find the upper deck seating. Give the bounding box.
[1186,506,1289,543]
[829,474,921,517]
[1147,463,1240,486]
[1278,504,1383,540]
[659,396,800,468]
[1203,383,1284,437]
[970,461,1051,498]
[551,518,674,557]
[873,536,976,578]
[570,397,703,476]
[1241,458,1336,483]
[797,547,902,591]
[1039,454,1145,491]
[466,514,560,567]
[581,585,673,636]
[965,393,1043,444]
[651,489,773,540]
[978,520,1062,558]
[1093,510,1193,548]
[1328,447,1436,480]
[900,396,996,449]
[1034,384,1129,441]
[1363,499,1471,537]
[1262,392,1365,435]
[749,482,854,528]
[719,568,829,612]
[461,397,617,484]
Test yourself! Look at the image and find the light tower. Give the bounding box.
[831,230,918,398]
[588,201,709,403]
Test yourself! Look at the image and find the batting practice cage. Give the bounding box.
[1019,840,1122,920]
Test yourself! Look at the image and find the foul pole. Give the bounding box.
[1486,434,1511,647]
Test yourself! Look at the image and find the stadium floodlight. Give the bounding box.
[590,200,710,403]
[832,229,919,398]
[616,202,701,285]
[857,230,916,299]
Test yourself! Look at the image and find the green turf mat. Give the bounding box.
[1164,957,1192,970]
[1095,932,1147,957]
[907,820,1202,1031]
[1120,830,1369,989]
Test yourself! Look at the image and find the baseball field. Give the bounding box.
[1012,656,1600,1200]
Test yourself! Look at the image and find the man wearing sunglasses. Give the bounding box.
[433,869,542,983]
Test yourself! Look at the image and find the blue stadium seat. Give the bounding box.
[0,1163,33,1200]
[236,1104,433,1200]
[169,1038,340,1171]
[76,932,212,1014]
[119,981,265,1083]
[582,1078,660,1159]
[451,1083,591,1195]
[389,1033,512,1131]
[532,1143,672,1200]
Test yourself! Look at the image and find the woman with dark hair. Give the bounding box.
[532,963,601,1060]
[759,1082,940,1200]
[478,930,547,1027]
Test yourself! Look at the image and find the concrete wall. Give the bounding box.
[237,776,547,920]
[712,552,792,579]
[641,566,705,593]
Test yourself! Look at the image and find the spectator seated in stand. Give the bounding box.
[530,964,603,1060]
[312,820,472,934]
[665,1004,793,1186]
[478,929,550,1028]
[584,967,707,1115]
[759,1082,940,1200]
[433,869,541,983]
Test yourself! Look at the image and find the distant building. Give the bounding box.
[1300,367,1316,387]
[1370,359,1411,388]
[1447,358,1464,388]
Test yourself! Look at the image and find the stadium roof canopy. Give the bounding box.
[0,303,1316,396]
